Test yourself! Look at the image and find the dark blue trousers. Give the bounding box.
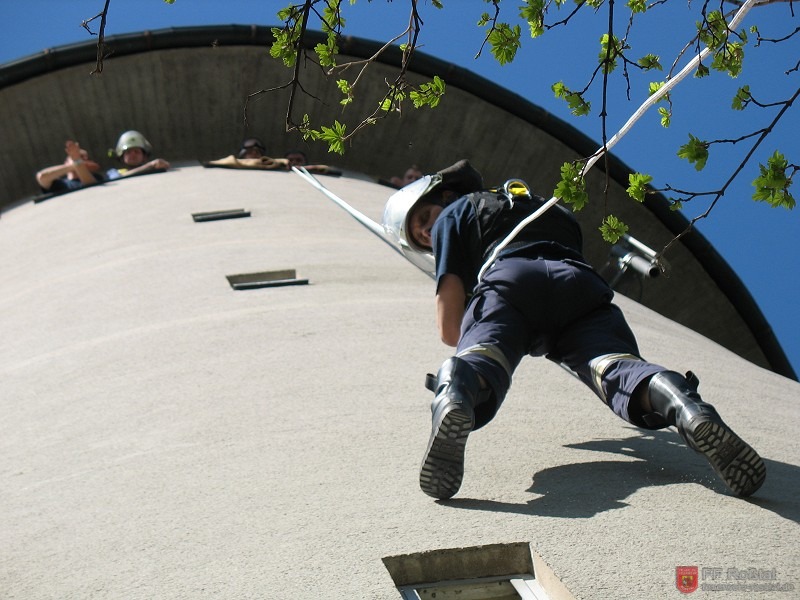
[455,257,666,430]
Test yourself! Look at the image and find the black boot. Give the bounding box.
[419,357,479,500]
[647,371,766,497]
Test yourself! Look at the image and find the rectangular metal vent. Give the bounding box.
[226,269,308,290]
[192,208,251,222]
[384,543,570,600]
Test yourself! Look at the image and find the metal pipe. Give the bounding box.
[611,245,660,279]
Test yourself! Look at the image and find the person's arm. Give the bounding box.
[70,159,97,185]
[36,159,99,189]
[121,158,171,177]
[35,163,73,190]
[436,273,466,347]
[63,140,97,185]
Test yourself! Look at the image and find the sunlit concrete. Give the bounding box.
[1,168,797,599]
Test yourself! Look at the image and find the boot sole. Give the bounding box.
[419,407,473,500]
[691,420,766,497]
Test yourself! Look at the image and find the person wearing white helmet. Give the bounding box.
[106,130,171,180]
[382,160,766,502]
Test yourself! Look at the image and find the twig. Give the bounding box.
[82,0,112,74]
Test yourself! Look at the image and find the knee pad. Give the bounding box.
[588,352,643,404]
[456,344,513,378]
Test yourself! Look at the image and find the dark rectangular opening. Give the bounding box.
[192,208,251,222]
[226,269,308,290]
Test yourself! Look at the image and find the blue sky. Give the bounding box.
[1,0,798,376]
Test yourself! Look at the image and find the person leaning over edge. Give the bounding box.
[239,138,267,159]
[36,139,104,193]
[382,160,766,501]
[106,130,171,180]
[388,164,423,189]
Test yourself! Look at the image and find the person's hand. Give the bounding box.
[64,140,99,171]
[64,140,83,162]
[149,158,170,170]
[59,140,99,184]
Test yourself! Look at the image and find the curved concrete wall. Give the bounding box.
[0,26,793,377]
[1,168,797,598]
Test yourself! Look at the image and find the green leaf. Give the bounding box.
[552,81,567,97]
[677,134,709,171]
[711,41,745,77]
[336,79,353,106]
[409,76,446,108]
[627,0,647,13]
[648,81,664,95]
[320,0,345,34]
[599,33,626,74]
[658,106,671,128]
[752,151,795,209]
[487,23,522,65]
[315,39,339,68]
[600,215,629,243]
[637,54,662,71]
[317,120,348,155]
[270,25,300,67]
[519,0,545,38]
[732,85,751,110]
[554,161,589,210]
[552,81,591,116]
[698,10,728,50]
[696,10,747,78]
[380,86,406,112]
[627,173,653,202]
[299,114,320,141]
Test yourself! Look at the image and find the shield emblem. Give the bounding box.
[676,566,699,594]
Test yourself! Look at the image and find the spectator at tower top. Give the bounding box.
[106,130,171,180]
[35,139,105,194]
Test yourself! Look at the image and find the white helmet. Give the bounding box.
[382,159,484,252]
[115,130,152,158]
[382,174,443,253]
[381,175,444,277]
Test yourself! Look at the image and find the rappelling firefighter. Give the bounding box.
[382,160,766,501]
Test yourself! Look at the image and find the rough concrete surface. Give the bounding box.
[1,167,798,599]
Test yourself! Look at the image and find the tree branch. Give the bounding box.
[82,0,112,74]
